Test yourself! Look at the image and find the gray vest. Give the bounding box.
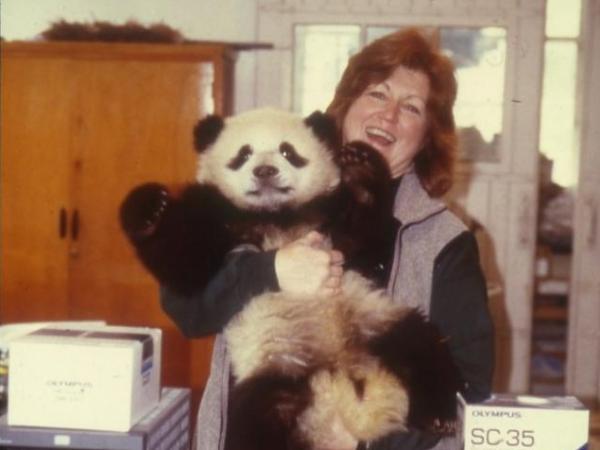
[387,171,467,313]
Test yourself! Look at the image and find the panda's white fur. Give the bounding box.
[225,270,412,445]
[302,361,408,445]
[197,108,340,212]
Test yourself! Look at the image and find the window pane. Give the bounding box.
[366,26,397,44]
[539,41,578,187]
[546,0,581,38]
[293,25,360,115]
[441,27,507,162]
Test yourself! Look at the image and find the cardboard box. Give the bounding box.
[0,321,106,411]
[460,393,589,450]
[7,324,162,432]
[0,387,190,450]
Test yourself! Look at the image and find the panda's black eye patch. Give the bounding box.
[227,145,253,170]
[280,142,308,168]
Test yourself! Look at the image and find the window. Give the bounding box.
[538,0,582,187]
[293,25,360,115]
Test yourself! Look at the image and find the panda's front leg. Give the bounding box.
[119,183,236,296]
[337,141,395,210]
[226,372,314,450]
[120,182,171,241]
[331,142,398,282]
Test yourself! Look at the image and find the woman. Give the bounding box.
[162,28,494,450]
[326,27,495,449]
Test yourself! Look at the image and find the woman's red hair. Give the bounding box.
[327,28,458,197]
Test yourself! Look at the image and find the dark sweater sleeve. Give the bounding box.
[160,249,279,337]
[363,430,440,450]
[430,230,495,402]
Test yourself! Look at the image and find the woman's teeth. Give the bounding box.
[365,127,396,145]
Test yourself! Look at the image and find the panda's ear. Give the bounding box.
[194,115,224,153]
[304,110,341,151]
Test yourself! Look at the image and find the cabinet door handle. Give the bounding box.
[71,209,80,241]
[59,207,67,239]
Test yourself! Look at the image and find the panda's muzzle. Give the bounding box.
[248,164,292,197]
[253,164,279,179]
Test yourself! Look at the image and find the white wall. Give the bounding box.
[0,0,260,112]
[0,0,257,42]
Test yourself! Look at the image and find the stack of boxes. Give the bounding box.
[0,323,191,450]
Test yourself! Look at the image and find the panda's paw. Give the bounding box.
[338,141,390,177]
[338,141,392,206]
[119,182,170,240]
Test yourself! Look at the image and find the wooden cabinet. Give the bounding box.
[1,41,235,407]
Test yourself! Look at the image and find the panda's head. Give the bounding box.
[193,108,341,211]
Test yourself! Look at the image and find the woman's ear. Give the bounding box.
[193,114,224,153]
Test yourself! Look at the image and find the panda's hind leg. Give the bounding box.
[226,372,313,450]
[338,272,462,433]
[367,309,463,433]
[298,363,409,447]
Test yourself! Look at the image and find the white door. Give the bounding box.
[566,0,600,403]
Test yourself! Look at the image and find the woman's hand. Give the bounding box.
[275,231,344,297]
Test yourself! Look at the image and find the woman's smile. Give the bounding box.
[365,126,397,146]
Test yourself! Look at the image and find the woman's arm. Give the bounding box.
[160,231,344,337]
[160,248,279,337]
[430,230,495,402]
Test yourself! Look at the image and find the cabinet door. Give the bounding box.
[0,55,74,321]
[66,56,213,390]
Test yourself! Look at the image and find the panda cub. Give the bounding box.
[120,108,462,450]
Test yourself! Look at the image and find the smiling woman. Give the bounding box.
[323,28,495,450]
[328,28,458,198]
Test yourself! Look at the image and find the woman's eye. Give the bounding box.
[367,90,386,100]
[403,103,422,115]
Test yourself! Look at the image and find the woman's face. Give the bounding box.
[342,65,430,178]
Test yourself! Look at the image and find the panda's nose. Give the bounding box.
[253,165,279,179]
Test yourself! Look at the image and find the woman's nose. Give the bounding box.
[380,102,400,123]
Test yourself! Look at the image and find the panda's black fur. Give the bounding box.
[120,108,462,450]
